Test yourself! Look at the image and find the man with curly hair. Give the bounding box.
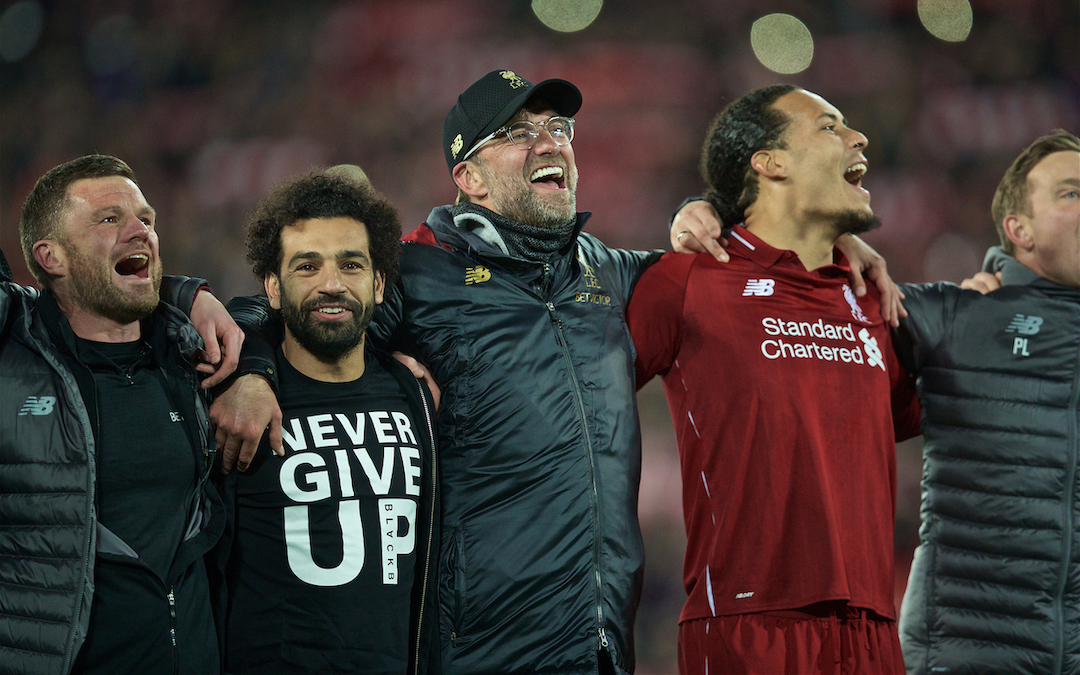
[628,86,922,674]
[214,170,439,675]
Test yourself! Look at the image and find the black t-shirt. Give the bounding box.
[82,339,198,578]
[224,349,424,674]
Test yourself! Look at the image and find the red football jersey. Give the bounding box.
[628,227,921,623]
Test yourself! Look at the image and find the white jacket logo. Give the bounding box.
[1007,314,1042,357]
[1006,314,1043,335]
[19,396,56,416]
[743,279,775,296]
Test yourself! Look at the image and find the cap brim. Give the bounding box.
[474,78,583,144]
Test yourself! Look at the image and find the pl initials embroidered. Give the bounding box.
[743,279,775,297]
[19,396,56,416]
[1006,314,1043,357]
[464,266,491,285]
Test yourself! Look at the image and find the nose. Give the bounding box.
[317,267,347,294]
[121,214,151,241]
[850,128,869,150]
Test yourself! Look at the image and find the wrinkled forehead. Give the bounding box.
[65,176,149,211]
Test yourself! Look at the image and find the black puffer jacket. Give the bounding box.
[232,206,659,675]
[0,254,223,675]
[896,248,1080,675]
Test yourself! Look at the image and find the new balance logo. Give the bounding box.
[464,266,491,285]
[1005,314,1043,335]
[742,279,775,296]
[19,396,56,416]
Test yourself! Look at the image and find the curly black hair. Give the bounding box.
[700,84,799,229]
[246,170,401,285]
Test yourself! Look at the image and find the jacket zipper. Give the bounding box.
[167,587,179,674]
[1052,347,1080,675]
[545,300,609,657]
[51,351,95,675]
[413,380,437,674]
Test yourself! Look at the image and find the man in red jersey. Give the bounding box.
[627,84,922,674]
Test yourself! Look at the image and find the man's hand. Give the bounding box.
[210,374,283,473]
[190,289,244,388]
[834,234,907,327]
[670,200,729,262]
[960,271,1002,294]
[392,351,441,411]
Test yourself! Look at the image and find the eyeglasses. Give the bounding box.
[462,116,575,161]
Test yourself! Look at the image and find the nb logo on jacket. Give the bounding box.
[19,396,56,416]
[465,266,491,285]
[1005,314,1043,335]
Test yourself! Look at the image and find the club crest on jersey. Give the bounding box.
[843,284,870,323]
[465,265,491,285]
[743,279,775,297]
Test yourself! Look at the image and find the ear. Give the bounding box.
[452,161,489,202]
[32,240,68,280]
[750,149,786,179]
[373,270,386,306]
[264,273,282,310]
[1002,214,1034,253]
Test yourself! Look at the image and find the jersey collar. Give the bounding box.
[727,225,852,278]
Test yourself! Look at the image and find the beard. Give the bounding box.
[834,209,882,236]
[65,244,161,324]
[279,288,375,363]
[480,159,577,229]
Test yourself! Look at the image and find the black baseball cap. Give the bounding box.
[442,69,582,173]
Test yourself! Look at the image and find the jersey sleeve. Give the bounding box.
[626,252,693,389]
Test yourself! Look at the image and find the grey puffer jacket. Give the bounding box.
[0,254,222,675]
[896,247,1080,675]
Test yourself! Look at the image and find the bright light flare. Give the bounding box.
[751,14,814,75]
[918,0,973,42]
[531,0,603,33]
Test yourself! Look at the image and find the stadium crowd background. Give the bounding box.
[1,0,1076,671]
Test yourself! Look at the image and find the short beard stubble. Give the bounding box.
[65,243,162,325]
